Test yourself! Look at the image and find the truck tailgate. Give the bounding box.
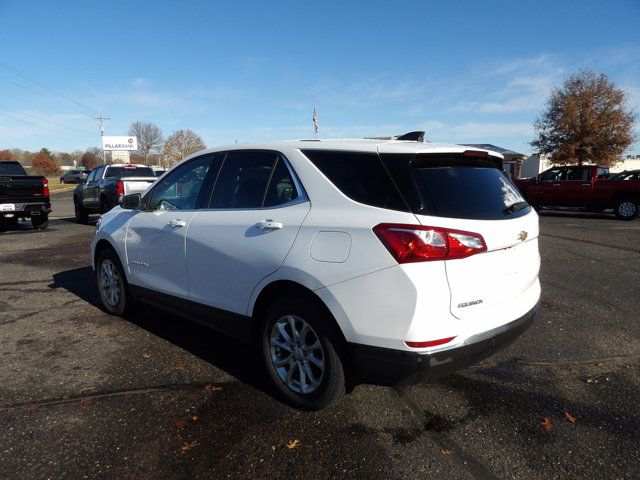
[123,177,156,195]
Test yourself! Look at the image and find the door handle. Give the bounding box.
[552,184,561,187]
[255,220,283,230]
[581,183,591,186]
[168,219,187,228]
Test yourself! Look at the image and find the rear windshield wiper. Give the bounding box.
[503,201,529,214]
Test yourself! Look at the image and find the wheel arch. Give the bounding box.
[93,238,127,278]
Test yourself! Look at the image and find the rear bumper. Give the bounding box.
[348,302,539,385]
[0,201,51,218]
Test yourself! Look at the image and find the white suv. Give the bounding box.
[92,133,540,410]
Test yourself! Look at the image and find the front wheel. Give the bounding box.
[614,198,639,221]
[31,214,49,230]
[260,297,346,410]
[96,248,134,316]
[74,198,88,224]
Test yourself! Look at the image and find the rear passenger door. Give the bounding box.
[557,166,593,206]
[186,151,310,316]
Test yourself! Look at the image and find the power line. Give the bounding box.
[0,111,95,138]
[0,59,100,116]
[0,104,96,135]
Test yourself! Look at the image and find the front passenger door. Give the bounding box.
[125,155,218,303]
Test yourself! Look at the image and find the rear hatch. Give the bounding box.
[0,176,47,203]
[380,150,540,321]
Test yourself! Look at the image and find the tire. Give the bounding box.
[31,214,48,230]
[95,248,134,316]
[260,297,346,410]
[614,198,639,221]
[74,198,88,224]
[60,179,65,184]
[100,196,111,214]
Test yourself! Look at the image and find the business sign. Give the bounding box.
[102,136,138,151]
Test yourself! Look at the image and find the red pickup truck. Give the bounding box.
[515,165,640,220]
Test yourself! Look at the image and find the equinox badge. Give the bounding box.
[518,231,528,241]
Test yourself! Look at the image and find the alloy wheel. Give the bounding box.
[99,259,121,307]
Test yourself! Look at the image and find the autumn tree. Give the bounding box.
[0,149,15,160]
[81,151,99,170]
[129,121,164,164]
[531,70,636,167]
[31,148,60,175]
[162,129,206,166]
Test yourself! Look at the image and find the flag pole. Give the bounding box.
[313,101,318,140]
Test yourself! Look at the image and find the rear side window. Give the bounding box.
[302,150,408,211]
[566,167,591,181]
[412,164,529,220]
[105,166,155,178]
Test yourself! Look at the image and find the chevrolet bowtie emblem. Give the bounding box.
[518,231,528,241]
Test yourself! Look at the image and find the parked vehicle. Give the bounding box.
[74,164,157,223]
[59,170,88,184]
[0,160,51,229]
[515,165,640,220]
[92,133,541,409]
[151,166,166,177]
[610,169,640,181]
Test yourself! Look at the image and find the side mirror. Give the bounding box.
[121,193,141,210]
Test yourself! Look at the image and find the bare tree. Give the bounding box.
[531,70,636,167]
[162,129,206,166]
[129,121,164,165]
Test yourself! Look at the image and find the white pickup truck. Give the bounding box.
[73,164,157,223]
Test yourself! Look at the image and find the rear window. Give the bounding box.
[0,162,27,176]
[105,166,155,178]
[302,149,408,211]
[412,163,529,220]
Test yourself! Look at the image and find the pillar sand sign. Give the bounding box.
[102,136,138,151]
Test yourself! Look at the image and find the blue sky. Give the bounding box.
[1,0,639,155]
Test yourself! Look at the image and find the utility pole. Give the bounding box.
[94,115,110,164]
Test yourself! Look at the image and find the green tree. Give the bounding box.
[531,70,636,167]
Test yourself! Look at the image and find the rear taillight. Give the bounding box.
[405,336,456,348]
[373,223,487,263]
[42,178,49,197]
[115,180,124,197]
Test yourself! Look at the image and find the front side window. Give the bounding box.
[210,151,278,209]
[597,168,609,179]
[86,169,97,183]
[539,168,565,181]
[148,156,214,211]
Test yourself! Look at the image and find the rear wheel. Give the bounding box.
[31,214,49,230]
[260,297,346,410]
[614,198,639,220]
[100,196,111,214]
[96,248,133,316]
[74,198,88,224]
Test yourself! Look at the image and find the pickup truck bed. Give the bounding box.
[0,161,51,229]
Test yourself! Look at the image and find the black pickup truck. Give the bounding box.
[0,161,51,229]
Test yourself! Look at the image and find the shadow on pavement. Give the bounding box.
[49,266,272,395]
[537,209,619,221]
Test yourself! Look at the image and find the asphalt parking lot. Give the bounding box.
[1,190,639,480]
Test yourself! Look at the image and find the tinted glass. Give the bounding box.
[0,162,27,176]
[105,166,155,178]
[302,150,407,211]
[412,166,529,220]
[86,169,96,182]
[567,167,591,181]
[264,158,299,207]
[597,168,609,179]
[210,151,277,209]
[539,168,565,181]
[149,156,213,211]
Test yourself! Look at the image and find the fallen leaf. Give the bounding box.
[134,476,151,480]
[191,415,200,422]
[142,353,151,359]
[204,384,223,392]
[79,398,92,407]
[540,418,554,431]
[172,420,186,430]
[180,440,198,454]
[563,409,576,424]
[595,362,604,368]
[80,386,96,393]
[441,449,453,456]
[106,330,120,337]
[175,361,187,369]
[286,439,302,449]
[23,405,40,413]
[585,378,594,383]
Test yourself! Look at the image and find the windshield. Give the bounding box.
[105,166,155,178]
[0,162,27,176]
[412,165,530,220]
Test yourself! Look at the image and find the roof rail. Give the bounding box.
[395,131,425,142]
